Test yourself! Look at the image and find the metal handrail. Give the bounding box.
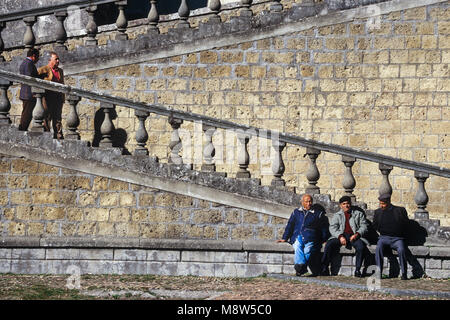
[1,68,449,178]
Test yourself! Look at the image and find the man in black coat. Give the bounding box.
[18,48,40,131]
[373,193,410,280]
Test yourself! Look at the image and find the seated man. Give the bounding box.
[321,196,371,277]
[277,194,329,276]
[373,193,410,280]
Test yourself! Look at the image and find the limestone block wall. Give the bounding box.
[5,2,450,224]
[0,155,287,240]
[1,239,449,279]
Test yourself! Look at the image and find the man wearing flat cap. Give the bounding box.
[320,196,371,277]
[373,193,410,280]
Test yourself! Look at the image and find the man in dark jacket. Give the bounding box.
[373,193,410,280]
[19,48,40,131]
[277,194,329,276]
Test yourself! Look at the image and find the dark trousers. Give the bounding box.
[42,95,63,139]
[375,235,407,276]
[19,98,36,131]
[322,235,370,272]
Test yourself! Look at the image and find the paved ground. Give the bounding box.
[0,273,448,300]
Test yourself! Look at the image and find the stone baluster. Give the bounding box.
[271,139,286,186]
[135,110,150,156]
[30,87,46,132]
[23,16,37,49]
[269,0,282,12]
[65,94,81,140]
[236,131,251,179]
[378,163,393,197]
[342,156,356,201]
[0,79,12,125]
[202,124,216,172]
[115,1,128,40]
[208,0,222,23]
[85,5,98,46]
[240,0,253,16]
[414,171,429,219]
[54,10,68,50]
[99,102,115,148]
[147,0,160,33]
[305,147,320,194]
[177,0,190,28]
[0,22,5,61]
[168,115,183,164]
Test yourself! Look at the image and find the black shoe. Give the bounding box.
[321,266,330,276]
[354,270,363,278]
[401,274,408,280]
[295,264,307,276]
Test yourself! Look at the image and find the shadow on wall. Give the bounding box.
[92,108,131,155]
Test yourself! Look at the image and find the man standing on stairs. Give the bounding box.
[277,194,329,276]
[38,51,65,139]
[18,48,40,131]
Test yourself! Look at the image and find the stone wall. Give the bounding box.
[1,238,449,279]
[0,154,287,240]
[4,1,450,225]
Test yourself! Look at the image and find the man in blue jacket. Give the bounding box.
[18,48,40,131]
[277,194,329,276]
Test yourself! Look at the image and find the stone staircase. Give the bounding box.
[0,69,448,244]
[3,0,445,74]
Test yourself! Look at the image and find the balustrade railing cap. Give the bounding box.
[135,109,150,117]
[342,155,356,162]
[100,101,114,109]
[23,16,37,23]
[31,86,45,94]
[66,94,81,101]
[55,11,68,18]
[414,171,430,178]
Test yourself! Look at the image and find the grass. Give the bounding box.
[0,273,447,300]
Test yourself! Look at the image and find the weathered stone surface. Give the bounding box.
[11,248,45,260]
[146,250,180,262]
[243,240,293,252]
[248,252,283,264]
[430,247,450,258]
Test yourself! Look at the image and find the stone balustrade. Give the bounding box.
[0,70,449,242]
[0,0,400,60]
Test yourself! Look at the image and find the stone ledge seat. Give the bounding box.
[1,237,449,278]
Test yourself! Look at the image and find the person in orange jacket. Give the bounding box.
[38,51,65,139]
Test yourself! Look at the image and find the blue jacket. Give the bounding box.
[282,205,329,244]
[19,57,39,100]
